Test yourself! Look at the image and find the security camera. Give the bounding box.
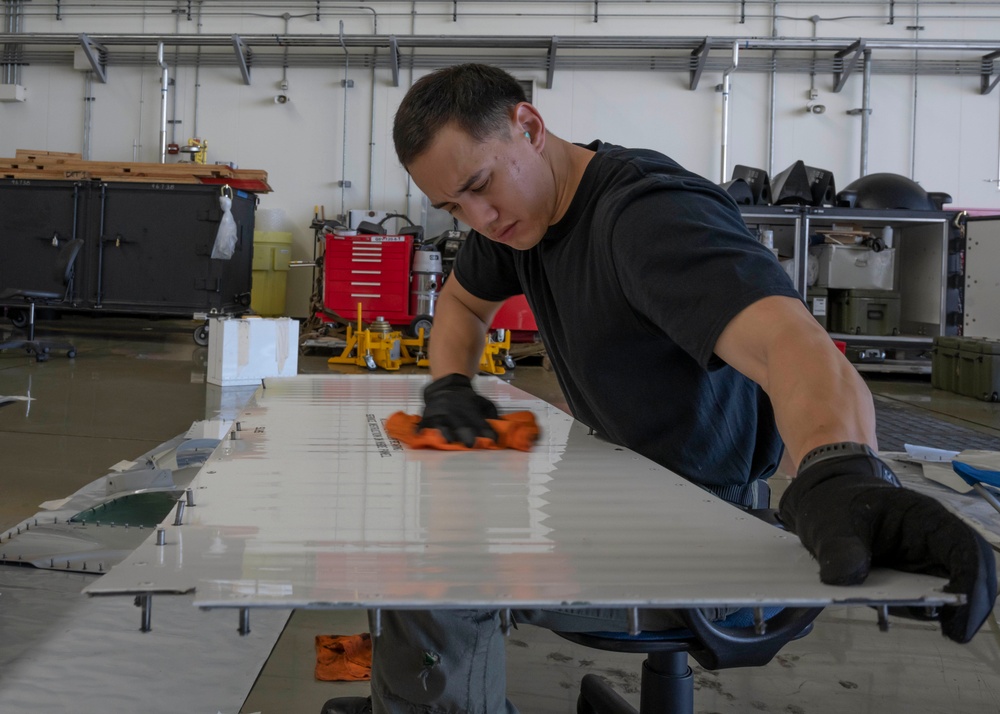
[279,79,289,92]
[274,94,289,104]
[806,103,826,115]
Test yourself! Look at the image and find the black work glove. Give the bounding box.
[419,373,499,447]
[779,442,997,644]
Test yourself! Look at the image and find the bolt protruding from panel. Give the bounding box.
[186,488,195,507]
[754,607,767,635]
[156,527,166,546]
[371,609,382,638]
[238,608,251,636]
[500,609,512,637]
[173,500,186,526]
[877,605,890,632]
[138,594,152,632]
[627,608,640,636]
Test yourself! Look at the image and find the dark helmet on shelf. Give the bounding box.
[836,173,952,211]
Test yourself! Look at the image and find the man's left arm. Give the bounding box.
[715,295,997,643]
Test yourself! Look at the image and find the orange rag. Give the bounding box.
[315,633,373,681]
[385,411,540,452]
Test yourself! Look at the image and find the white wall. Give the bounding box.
[2,2,999,316]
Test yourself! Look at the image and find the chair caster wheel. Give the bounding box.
[67,349,77,359]
[35,353,49,363]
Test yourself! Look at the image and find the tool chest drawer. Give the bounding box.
[323,233,413,319]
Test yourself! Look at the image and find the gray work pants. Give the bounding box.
[367,606,735,714]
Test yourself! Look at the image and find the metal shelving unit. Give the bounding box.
[740,205,962,374]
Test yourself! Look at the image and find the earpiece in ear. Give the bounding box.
[524,131,531,140]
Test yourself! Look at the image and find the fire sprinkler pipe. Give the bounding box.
[720,40,739,183]
[157,41,168,164]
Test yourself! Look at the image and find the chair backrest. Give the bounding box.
[54,239,84,287]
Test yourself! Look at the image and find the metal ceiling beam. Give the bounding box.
[78,33,107,83]
[232,34,251,85]
[3,34,1000,54]
[5,33,1000,92]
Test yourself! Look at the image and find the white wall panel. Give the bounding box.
[2,2,999,317]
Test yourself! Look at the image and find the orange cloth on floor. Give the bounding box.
[385,411,540,452]
[314,633,373,682]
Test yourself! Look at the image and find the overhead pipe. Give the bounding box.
[2,0,25,86]
[860,49,872,177]
[338,20,350,220]
[909,1,922,180]
[720,41,738,184]
[766,0,778,177]
[157,41,169,163]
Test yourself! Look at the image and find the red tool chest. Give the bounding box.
[324,233,414,323]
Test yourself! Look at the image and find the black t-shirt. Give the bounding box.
[453,141,802,506]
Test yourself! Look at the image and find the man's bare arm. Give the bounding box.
[428,275,506,379]
[713,294,876,468]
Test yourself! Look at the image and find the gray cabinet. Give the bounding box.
[0,179,256,323]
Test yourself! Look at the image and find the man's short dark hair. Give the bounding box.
[393,64,528,168]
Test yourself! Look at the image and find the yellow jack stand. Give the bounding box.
[328,305,426,371]
[479,329,515,375]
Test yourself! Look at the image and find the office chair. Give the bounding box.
[554,504,822,714]
[555,605,821,714]
[0,238,83,362]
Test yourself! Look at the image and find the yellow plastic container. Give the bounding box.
[251,231,293,316]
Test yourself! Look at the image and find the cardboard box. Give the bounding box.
[207,317,299,386]
[809,244,895,290]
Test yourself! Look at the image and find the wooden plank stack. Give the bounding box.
[0,149,273,193]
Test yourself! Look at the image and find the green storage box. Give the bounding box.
[829,289,901,336]
[957,337,1000,402]
[806,288,830,330]
[931,336,963,392]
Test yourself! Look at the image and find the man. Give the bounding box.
[323,64,996,714]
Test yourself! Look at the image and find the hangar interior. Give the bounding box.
[2,2,1000,713]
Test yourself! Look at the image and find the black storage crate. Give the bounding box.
[0,179,255,321]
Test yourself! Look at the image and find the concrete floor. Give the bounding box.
[1,316,999,713]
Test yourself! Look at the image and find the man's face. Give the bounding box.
[406,121,554,251]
